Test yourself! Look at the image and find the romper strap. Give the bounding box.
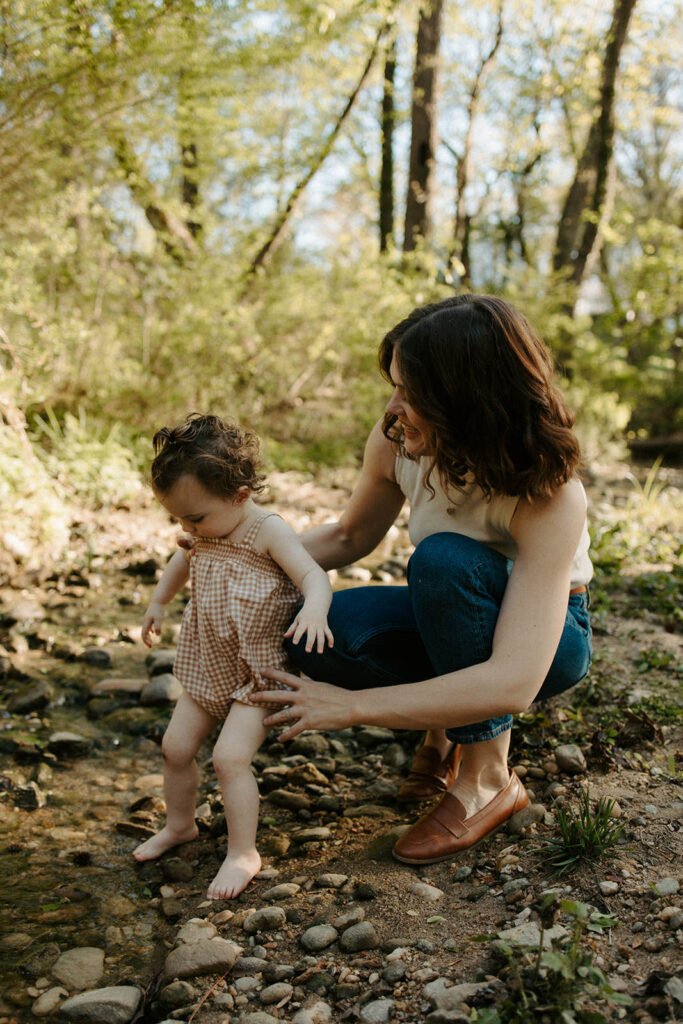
[242,511,280,547]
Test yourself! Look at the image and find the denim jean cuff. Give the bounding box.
[446,714,513,745]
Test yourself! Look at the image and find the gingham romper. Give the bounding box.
[173,512,301,718]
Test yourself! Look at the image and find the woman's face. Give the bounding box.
[386,350,435,457]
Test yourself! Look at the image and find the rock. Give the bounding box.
[410,882,444,901]
[243,906,287,934]
[47,732,92,759]
[239,1014,279,1024]
[383,960,407,983]
[32,987,69,1016]
[140,673,183,705]
[0,932,33,952]
[175,918,217,944]
[162,857,194,882]
[344,803,395,819]
[451,866,473,882]
[359,998,394,1023]
[497,922,568,947]
[367,826,410,861]
[291,827,332,844]
[599,880,619,896]
[314,873,348,889]
[161,938,238,982]
[508,803,546,834]
[90,677,146,695]
[289,734,330,757]
[262,964,295,984]
[355,726,396,748]
[652,877,679,897]
[266,788,313,811]
[423,978,491,1012]
[52,947,105,991]
[79,647,112,668]
[260,982,293,1004]
[331,906,365,930]
[288,763,329,786]
[301,925,339,952]
[3,596,45,624]
[292,999,333,1023]
[158,980,197,1008]
[261,834,291,858]
[261,882,301,900]
[12,781,45,809]
[57,986,142,1023]
[233,956,268,977]
[7,679,54,713]
[146,649,176,675]
[553,743,586,774]
[338,921,379,952]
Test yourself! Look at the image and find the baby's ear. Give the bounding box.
[234,485,251,505]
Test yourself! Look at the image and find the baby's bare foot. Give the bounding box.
[207,850,261,900]
[133,824,198,862]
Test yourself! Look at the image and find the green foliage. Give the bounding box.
[539,791,626,876]
[474,897,630,1024]
[32,408,143,509]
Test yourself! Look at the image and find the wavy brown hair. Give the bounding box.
[379,294,581,501]
[151,413,266,498]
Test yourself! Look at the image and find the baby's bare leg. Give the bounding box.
[207,702,269,900]
[133,692,219,861]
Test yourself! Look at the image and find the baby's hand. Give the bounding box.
[284,612,334,655]
[177,534,196,557]
[142,601,165,647]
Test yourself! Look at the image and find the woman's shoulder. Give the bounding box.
[364,418,399,483]
[510,478,587,546]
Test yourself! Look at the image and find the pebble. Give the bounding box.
[239,1013,279,1024]
[52,947,104,991]
[140,673,182,705]
[423,978,486,1012]
[31,986,68,1016]
[314,873,348,888]
[652,877,679,897]
[301,925,339,951]
[260,982,293,1004]
[7,679,54,713]
[175,918,218,944]
[599,881,620,896]
[292,999,333,1023]
[359,998,394,1023]
[339,921,379,952]
[158,980,196,1008]
[383,960,407,983]
[161,938,238,982]
[508,803,546,834]
[451,866,472,882]
[243,907,287,933]
[411,880,445,901]
[47,731,92,759]
[261,882,301,900]
[57,985,142,1023]
[291,827,332,844]
[332,906,365,930]
[497,922,568,947]
[553,743,587,774]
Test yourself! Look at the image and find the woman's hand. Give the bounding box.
[253,669,355,741]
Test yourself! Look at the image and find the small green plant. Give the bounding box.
[539,790,625,875]
[472,897,631,1024]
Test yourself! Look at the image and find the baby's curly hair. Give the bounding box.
[151,414,266,498]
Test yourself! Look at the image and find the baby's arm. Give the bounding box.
[141,549,190,647]
[261,517,333,654]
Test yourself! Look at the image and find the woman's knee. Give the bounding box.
[409,532,506,588]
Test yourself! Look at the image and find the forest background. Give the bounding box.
[0,0,681,567]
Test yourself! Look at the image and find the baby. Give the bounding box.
[133,414,333,899]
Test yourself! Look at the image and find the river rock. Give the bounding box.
[411,881,444,901]
[175,918,217,944]
[243,906,286,933]
[291,827,332,844]
[158,980,197,1008]
[553,743,586,774]
[260,982,293,1004]
[47,732,92,760]
[338,921,379,952]
[314,873,348,889]
[301,925,339,952]
[497,921,568,947]
[359,998,394,1023]
[161,938,238,982]
[79,646,112,668]
[261,882,301,900]
[32,986,69,1016]
[266,788,312,811]
[292,999,333,1023]
[12,781,45,809]
[7,679,54,713]
[367,825,410,861]
[146,649,176,675]
[508,803,546,834]
[423,978,490,1012]
[57,986,142,1023]
[289,734,330,757]
[652,877,679,897]
[140,673,183,705]
[332,906,365,930]
[239,1013,279,1024]
[52,947,105,991]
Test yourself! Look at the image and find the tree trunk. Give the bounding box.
[379,31,397,253]
[553,0,638,285]
[246,18,389,279]
[403,0,445,253]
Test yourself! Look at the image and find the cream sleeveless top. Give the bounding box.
[394,456,593,588]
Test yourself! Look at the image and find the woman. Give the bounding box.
[253,294,592,865]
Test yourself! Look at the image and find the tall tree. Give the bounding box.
[379,29,398,252]
[553,0,638,287]
[403,0,445,252]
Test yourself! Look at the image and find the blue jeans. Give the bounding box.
[286,532,592,744]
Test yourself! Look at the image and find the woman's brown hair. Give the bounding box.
[151,414,266,497]
[379,294,581,501]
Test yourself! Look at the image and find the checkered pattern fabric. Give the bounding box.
[173,512,300,718]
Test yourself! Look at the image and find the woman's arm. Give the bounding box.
[299,420,406,571]
[255,479,588,738]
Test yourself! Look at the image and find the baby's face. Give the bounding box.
[156,474,248,539]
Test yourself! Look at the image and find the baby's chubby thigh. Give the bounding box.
[212,700,270,781]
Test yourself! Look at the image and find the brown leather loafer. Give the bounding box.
[395,743,462,804]
[392,771,529,864]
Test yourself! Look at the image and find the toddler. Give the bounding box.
[133,414,333,899]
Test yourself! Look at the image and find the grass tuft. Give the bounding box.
[539,790,625,875]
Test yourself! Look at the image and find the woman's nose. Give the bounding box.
[386,389,402,415]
